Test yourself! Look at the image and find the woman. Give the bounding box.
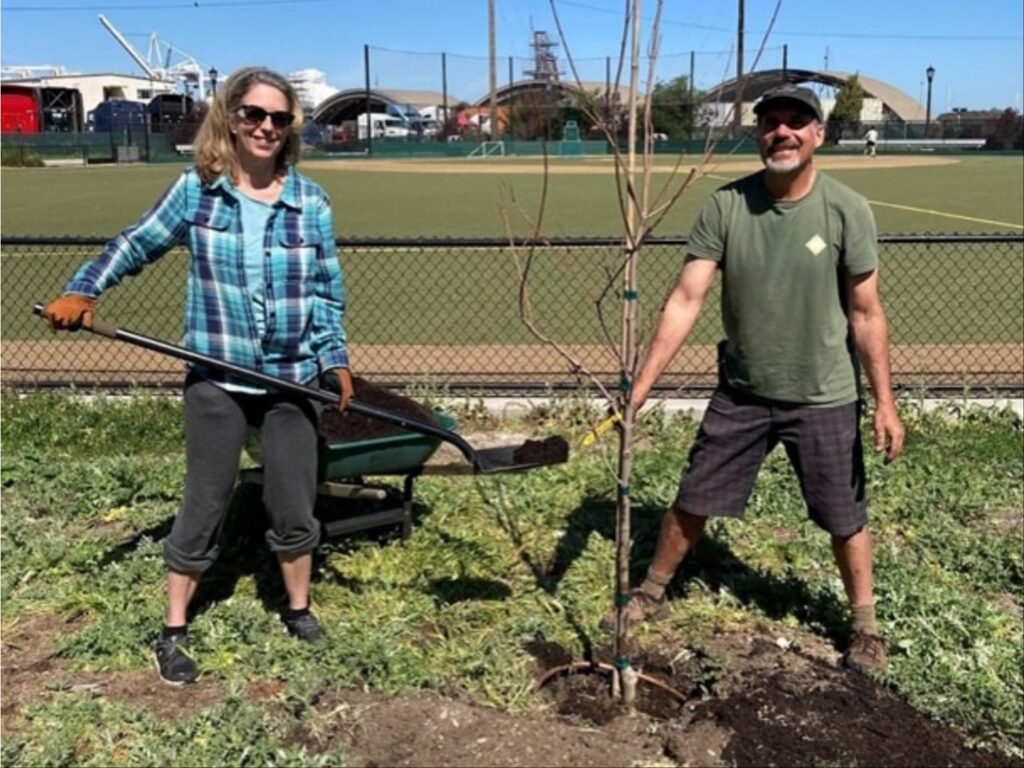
[44,67,354,685]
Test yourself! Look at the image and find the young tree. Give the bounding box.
[503,0,780,706]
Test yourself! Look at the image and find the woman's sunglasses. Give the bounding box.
[234,105,295,129]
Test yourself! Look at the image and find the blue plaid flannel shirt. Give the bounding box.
[65,166,349,385]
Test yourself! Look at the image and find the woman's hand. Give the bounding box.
[43,295,95,332]
[321,368,354,410]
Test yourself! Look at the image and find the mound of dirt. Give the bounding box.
[512,436,570,466]
[524,633,1016,768]
[320,376,439,444]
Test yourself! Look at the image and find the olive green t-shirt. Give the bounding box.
[688,171,878,405]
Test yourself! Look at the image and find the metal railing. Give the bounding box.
[2,234,1021,396]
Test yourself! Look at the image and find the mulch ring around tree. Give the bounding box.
[523,631,1015,768]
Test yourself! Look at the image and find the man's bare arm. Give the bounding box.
[847,270,905,462]
[631,257,719,409]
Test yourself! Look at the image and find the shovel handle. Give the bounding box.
[33,303,484,470]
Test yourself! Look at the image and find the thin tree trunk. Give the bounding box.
[614,0,643,707]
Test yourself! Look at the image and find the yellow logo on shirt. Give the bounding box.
[805,234,827,256]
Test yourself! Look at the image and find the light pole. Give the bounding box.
[208,67,219,100]
[925,65,935,135]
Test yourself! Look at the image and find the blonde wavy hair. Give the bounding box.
[194,66,304,184]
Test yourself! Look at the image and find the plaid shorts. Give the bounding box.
[676,386,867,536]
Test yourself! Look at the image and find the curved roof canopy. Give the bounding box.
[313,88,459,124]
[470,79,635,108]
[710,68,925,122]
[313,80,639,123]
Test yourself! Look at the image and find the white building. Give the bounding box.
[1,73,177,117]
[288,69,339,112]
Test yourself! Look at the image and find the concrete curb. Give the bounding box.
[436,396,1024,420]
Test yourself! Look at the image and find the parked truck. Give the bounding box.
[356,112,412,140]
[1,85,41,133]
[88,99,147,133]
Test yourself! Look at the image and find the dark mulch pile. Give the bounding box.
[321,377,439,444]
[699,666,1016,768]
[513,436,570,466]
[528,637,1016,768]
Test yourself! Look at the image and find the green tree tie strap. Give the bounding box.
[614,656,632,670]
[619,377,632,393]
[622,289,638,300]
[618,483,630,498]
[616,592,632,606]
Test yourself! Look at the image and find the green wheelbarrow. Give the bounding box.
[34,305,570,536]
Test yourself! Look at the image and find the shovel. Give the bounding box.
[33,304,569,474]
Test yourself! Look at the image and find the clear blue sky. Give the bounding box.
[2,0,1022,112]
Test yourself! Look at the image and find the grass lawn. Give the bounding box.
[2,154,1021,237]
[0,393,1021,763]
[3,154,1020,358]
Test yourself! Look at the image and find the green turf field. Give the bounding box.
[1,154,1021,237]
[3,232,1021,347]
[3,155,1021,353]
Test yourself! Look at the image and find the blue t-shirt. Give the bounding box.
[218,190,275,394]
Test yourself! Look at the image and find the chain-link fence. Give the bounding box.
[1,129,195,165]
[2,234,1021,396]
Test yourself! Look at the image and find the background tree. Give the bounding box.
[984,108,1024,150]
[826,74,864,143]
[650,74,703,138]
[508,88,599,141]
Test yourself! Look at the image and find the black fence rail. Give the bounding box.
[2,234,1022,396]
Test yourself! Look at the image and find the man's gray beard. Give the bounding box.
[764,156,803,174]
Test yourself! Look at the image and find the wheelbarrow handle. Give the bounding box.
[32,304,485,470]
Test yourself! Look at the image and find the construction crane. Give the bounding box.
[98,15,210,99]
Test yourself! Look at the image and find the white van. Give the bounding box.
[356,113,411,139]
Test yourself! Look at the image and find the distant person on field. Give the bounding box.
[602,84,904,675]
[864,127,879,157]
[43,66,354,686]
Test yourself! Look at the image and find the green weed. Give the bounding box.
[1,393,1021,760]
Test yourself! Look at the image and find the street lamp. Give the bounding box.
[208,67,219,99]
[925,65,935,135]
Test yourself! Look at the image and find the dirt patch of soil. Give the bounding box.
[2,613,1014,766]
[5,340,1021,390]
[303,155,958,175]
[1,612,222,732]
[283,629,1015,768]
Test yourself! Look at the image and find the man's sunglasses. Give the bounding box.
[234,105,295,129]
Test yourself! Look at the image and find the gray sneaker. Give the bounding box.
[282,611,324,643]
[154,632,198,685]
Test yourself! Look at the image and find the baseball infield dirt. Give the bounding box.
[303,155,956,175]
[3,339,1020,389]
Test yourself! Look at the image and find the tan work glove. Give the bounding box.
[44,295,95,332]
[320,368,354,410]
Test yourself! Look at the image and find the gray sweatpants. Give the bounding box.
[163,374,324,573]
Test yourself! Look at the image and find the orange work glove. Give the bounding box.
[320,367,354,411]
[44,295,95,332]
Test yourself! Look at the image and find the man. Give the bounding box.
[864,127,879,157]
[605,84,904,674]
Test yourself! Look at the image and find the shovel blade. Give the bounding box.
[422,436,569,475]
